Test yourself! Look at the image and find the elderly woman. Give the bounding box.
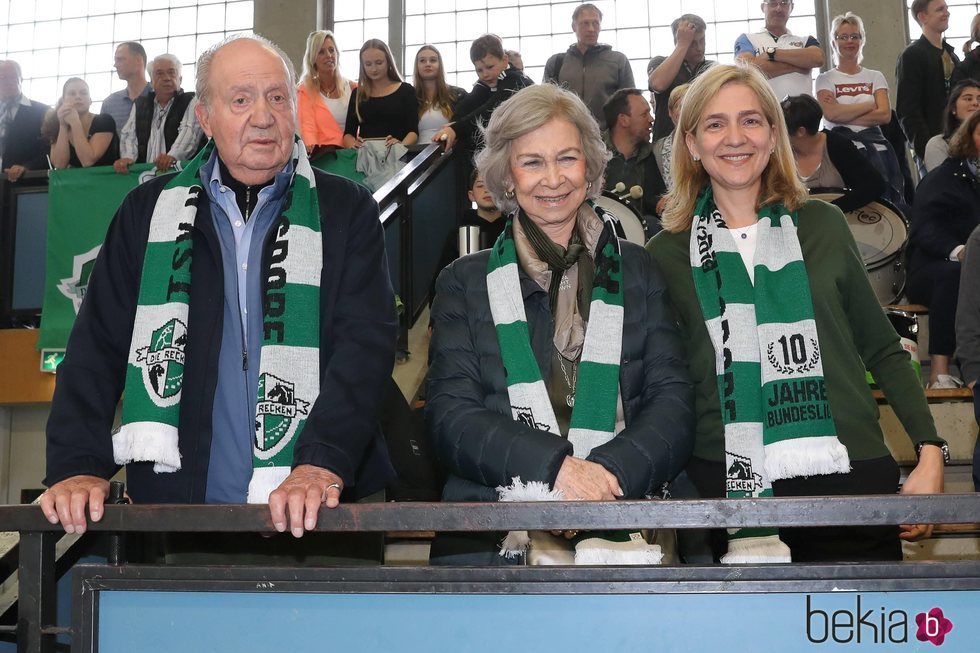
[647,63,945,564]
[924,79,980,172]
[297,30,357,152]
[908,110,980,389]
[46,77,118,168]
[426,84,694,566]
[814,13,903,204]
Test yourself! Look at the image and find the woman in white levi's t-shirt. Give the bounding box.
[814,13,891,133]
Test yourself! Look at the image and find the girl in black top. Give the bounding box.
[46,77,119,168]
[344,39,418,147]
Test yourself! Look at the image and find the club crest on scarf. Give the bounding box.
[254,372,310,457]
[134,318,186,405]
[726,451,764,495]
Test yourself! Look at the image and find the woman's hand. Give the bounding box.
[554,456,623,501]
[433,125,457,150]
[898,445,945,541]
[56,103,75,126]
[384,135,401,146]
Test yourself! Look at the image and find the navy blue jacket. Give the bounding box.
[908,158,980,274]
[426,240,694,505]
[45,168,397,504]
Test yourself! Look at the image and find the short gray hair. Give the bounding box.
[474,84,609,215]
[150,53,182,78]
[196,33,296,108]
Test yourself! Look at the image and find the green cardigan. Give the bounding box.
[647,199,938,462]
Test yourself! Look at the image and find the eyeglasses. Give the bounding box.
[834,34,863,41]
[765,1,792,7]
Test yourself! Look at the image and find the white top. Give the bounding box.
[418,107,450,143]
[814,67,888,132]
[924,134,950,172]
[321,82,352,133]
[730,223,759,285]
[735,30,817,100]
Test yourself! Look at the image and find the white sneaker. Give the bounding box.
[927,374,965,389]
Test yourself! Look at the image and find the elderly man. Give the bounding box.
[601,88,665,226]
[734,0,824,99]
[0,60,49,182]
[115,54,204,174]
[543,3,634,129]
[647,14,714,142]
[896,0,958,161]
[101,42,151,139]
[41,35,397,542]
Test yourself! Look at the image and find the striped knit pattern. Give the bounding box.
[689,187,849,564]
[114,137,321,504]
[487,203,623,454]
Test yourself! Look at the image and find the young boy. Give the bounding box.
[432,33,534,151]
[461,170,504,250]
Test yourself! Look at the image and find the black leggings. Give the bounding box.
[685,455,902,563]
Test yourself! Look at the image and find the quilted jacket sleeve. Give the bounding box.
[426,256,573,490]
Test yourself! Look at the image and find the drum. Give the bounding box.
[809,189,908,304]
[593,192,647,245]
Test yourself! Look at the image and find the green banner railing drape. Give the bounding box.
[37,150,366,353]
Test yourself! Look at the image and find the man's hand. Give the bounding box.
[675,20,698,50]
[39,475,110,534]
[4,164,26,182]
[899,445,945,541]
[554,456,623,501]
[267,464,344,538]
[113,158,134,174]
[154,153,177,171]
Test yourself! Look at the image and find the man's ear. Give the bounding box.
[195,101,212,138]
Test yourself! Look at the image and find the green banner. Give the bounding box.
[38,163,156,351]
[38,153,367,352]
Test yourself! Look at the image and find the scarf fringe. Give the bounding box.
[496,477,563,559]
[574,537,663,565]
[246,466,292,504]
[113,423,181,472]
[764,437,851,482]
[721,535,792,564]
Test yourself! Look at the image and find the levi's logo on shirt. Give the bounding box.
[835,82,873,97]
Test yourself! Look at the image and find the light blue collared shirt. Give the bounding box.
[200,150,296,503]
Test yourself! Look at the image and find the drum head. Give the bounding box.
[593,193,646,245]
[809,189,908,268]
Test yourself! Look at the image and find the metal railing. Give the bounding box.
[2,494,980,652]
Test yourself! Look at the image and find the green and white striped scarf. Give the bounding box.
[490,205,661,565]
[113,137,322,504]
[689,187,850,564]
[488,204,623,455]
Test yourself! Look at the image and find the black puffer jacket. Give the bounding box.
[426,240,695,507]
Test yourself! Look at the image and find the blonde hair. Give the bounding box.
[355,39,402,123]
[830,12,866,65]
[301,31,350,98]
[661,62,808,233]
